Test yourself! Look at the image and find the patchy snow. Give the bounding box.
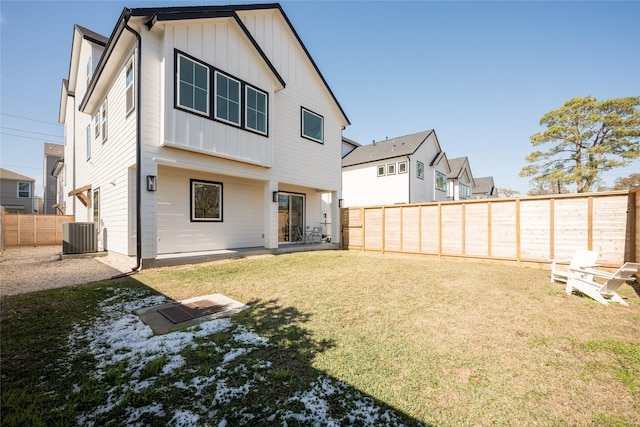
[65,287,418,426]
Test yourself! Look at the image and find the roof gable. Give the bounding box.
[342,130,434,167]
[0,168,35,182]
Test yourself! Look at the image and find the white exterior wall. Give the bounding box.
[342,158,410,207]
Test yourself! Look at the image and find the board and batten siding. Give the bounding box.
[160,21,276,167]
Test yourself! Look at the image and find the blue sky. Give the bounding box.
[1,1,639,197]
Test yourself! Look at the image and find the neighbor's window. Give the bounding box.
[86,125,91,160]
[459,183,470,199]
[377,165,386,177]
[93,188,100,224]
[100,100,108,142]
[435,171,447,191]
[191,179,223,222]
[417,161,424,179]
[387,163,396,175]
[301,107,323,143]
[398,161,407,174]
[177,53,209,115]
[215,71,240,125]
[245,86,267,134]
[17,182,31,198]
[125,57,135,115]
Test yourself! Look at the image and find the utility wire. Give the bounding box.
[0,127,63,139]
[1,113,61,126]
[0,133,63,142]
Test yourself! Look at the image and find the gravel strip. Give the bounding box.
[0,246,137,297]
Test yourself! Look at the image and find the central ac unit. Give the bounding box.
[62,222,97,254]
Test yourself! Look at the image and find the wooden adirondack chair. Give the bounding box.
[566,262,639,306]
[550,250,599,283]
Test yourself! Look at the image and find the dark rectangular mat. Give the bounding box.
[157,300,227,324]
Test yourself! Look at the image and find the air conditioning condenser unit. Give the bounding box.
[62,222,97,254]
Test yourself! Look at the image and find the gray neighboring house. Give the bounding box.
[0,168,37,213]
[43,143,64,214]
[446,157,475,201]
[473,176,498,199]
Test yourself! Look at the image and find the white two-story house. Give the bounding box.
[341,130,450,207]
[58,3,350,267]
[446,157,475,200]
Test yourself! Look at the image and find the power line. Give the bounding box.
[0,133,63,142]
[0,127,63,139]
[1,113,61,126]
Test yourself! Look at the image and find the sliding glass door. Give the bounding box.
[278,193,305,243]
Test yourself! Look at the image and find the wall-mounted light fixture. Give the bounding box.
[272,191,279,202]
[338,199,344,208]
[146,175,157,191]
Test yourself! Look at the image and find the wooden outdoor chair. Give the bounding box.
[566,262,639,306]
[550,250,599,283]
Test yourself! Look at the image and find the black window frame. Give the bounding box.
[173,49,269,137]
[190,179,223,222]
[301,107,324,144]
[176,52,210,117]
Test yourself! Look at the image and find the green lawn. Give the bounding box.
[2,251,639,426]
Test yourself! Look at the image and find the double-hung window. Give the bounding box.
[215,71,240,125]
[177,53,209,115]
[245,86,267,134]
[435,171,447,192]
[93,114,100,139]
[191,179,223,222]
[18,182,31,198]
[301,108,323,143]
[125,57,134,115]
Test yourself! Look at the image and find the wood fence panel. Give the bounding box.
[441,204,463,255]
[592,196,628,265]
[402,206,420,253]
[490,202,517,259]
[2,214,75,246]
[4,215,19,246]
[553,198,589,261]
[465,203,489,257]
[520,199,551,261]
[341,191,635,267]
[364,208,383,251]
[384,207,402,252]
[420,205,440,254]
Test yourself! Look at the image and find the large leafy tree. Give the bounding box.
[520,96,640,193]
[611,173,640,190]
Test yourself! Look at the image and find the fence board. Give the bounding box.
[341,191,636,268]
[2,214,75,246]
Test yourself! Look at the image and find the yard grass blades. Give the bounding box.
[1,251,639,426]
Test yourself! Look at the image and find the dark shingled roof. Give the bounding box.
[473,176,496,194]
[342,130,434,167]
[446,157,468,179]
[75,24,108,46]
[0,168,35,181]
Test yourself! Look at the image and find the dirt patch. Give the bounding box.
[0,246,135,297]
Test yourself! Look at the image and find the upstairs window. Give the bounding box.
[93,113,100,139]
[435,171,447,192]
[377,165,385,177]
[387,163,396,175]
[459,183,471,199]
[245,86,267,135]
[301,108,323,143]
[100,101,108,142]
[177,53,209,115]
[398,161,407,174]
[86,125,91,160]
[125,57,134,115]
[215,71,240,125]
[417,161,424,180]
[17,182,31,198]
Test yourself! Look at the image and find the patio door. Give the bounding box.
[278,193,304,243]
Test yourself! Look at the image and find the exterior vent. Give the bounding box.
[62,222,97,254]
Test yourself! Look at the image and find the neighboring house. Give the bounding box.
[446,157,475,201]
[341,130,450,207]
[472,176,498,199]
[43,143,64,214]
[341,136,360,158]
[0,168,37,214]
[58,3,349,265]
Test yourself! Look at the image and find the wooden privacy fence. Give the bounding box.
[341,190,638,268]
[1,214,75,247]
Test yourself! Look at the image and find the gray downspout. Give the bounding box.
[407,155,411,204]
[123,14,142,271]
